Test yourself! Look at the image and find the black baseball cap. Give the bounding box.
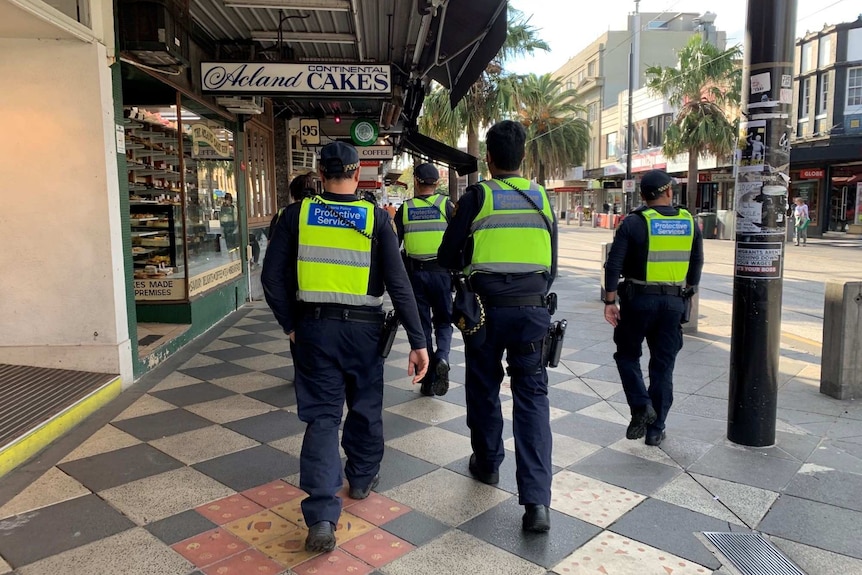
[639,169,673,200]
[414,163,440,184]
[319,141,360,175]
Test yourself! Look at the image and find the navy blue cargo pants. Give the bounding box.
[409,268,453,364]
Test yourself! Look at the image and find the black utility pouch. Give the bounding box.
[380,311,399,358]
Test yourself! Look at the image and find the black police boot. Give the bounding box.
[645,430,666,446]
[468,454,499,485]
[348,474,379,500]
[305,521,336,552]
[419,360,435,396]
[626,404,657,440]
[432,358,450,396]
[522,504,551,533]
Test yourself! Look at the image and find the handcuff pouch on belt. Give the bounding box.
[452,275,486,341]
[379,310,399,358]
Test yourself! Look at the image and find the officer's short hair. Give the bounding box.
[290,173,317,202]
[486,120,526,172]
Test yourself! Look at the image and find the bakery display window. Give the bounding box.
[125,104,188,301]
[181,98,242,296]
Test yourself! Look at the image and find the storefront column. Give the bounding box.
[274,115,290,210]
[0,38,133,384]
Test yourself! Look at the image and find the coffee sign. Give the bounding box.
[201,63,391,95]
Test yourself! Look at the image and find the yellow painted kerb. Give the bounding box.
[0,376,122,478]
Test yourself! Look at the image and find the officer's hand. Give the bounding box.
[288,331,295,343]
[408,348,429,383]
[604,304,621,327]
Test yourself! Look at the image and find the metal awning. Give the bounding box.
[400,132,477,176]
[419,0,508,107]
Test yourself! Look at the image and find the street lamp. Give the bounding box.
[624,0,641,215]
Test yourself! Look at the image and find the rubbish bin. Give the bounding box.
[697,213,717,239]
[716,210,735,240]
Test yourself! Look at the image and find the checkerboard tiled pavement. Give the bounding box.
[2,261,862,574]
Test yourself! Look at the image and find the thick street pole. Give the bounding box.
[728,0,797,446]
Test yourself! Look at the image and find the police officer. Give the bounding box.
[268,173,317,241]
[261,141,429,553]
[438,120,557,533]
[394,163,455,396]
[603,169,704,447]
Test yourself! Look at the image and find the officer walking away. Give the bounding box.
[603,169,704,447]
[438,120,558,533]
[394,163,455,396]
[268,173,317,241]
[261,141,429,553]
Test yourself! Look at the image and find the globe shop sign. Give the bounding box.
[201,63,391,95]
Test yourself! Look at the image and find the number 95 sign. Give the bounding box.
[299,119,320,145]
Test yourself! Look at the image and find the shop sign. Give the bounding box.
[357,146,394,160]
[201,63,391,95]
[553,187,585,193]
[623,180,636,194]
[698,173,711,182]
[134,278,184,301]
[188,260,243,298]
[191,124,232,158]
[799,168,824,179]
[299,119,320,145]
[358,180,382,189]
[712,173,735,182]
[351,118,379,146]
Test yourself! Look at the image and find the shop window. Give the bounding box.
[606,133,618,159]
[847,67,862,111]
[245,122,277,228]
[819,36,832,67]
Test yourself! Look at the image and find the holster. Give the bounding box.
[379,311,399,358]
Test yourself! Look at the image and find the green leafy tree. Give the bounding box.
[419,4,549,189]
[645,35,742,210]
[508,73,590,185]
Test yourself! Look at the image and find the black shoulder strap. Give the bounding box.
[496,178,553,236]
[310,196,377,244]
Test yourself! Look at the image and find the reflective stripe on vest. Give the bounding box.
[402,194,448,261]
[642,208,694,286]
[465,178,553,276]
[297,197,383,306]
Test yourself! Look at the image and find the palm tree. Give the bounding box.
[419,3,549,187]
[418,87,466,197]
[645,35,742,210]
[507,73,590,186]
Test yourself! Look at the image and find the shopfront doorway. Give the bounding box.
[828,165,862,232]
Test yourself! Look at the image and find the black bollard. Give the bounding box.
[727,0,797,447]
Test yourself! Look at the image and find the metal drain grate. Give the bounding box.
[704,532,806,575]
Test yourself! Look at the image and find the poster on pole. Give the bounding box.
[735,241,783,279]
[735,181,787,235]
[737,120,768,173]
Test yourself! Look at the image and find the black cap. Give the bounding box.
[639,169,674,200]
[414,163,440,184]
[319,141,360,175]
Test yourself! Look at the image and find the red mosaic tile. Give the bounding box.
[292,549,373,575]
[344,493,410,526]
[242,480,305,508]
[225,510,298,546]
[202,548,286,575]
[196,494,265,525]
[271,496,307,528]
[171,528,249,568]
[340,528,414,568]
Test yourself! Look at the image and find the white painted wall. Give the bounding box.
[0,38,133,384]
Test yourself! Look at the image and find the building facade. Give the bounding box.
[791,16,862,235]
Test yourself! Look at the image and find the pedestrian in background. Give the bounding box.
[603,169,703,447]
[395,163,455,396]
[793,197,809,246]
[438,120,558,533]
[261,141,428,553]
[268,173,317,241]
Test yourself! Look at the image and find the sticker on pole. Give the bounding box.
[737,120,767,173]
[735,242,783,279]
[735,182,787,235]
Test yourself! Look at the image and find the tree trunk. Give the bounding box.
[273,117,290,208]
[538,161,546,188]
[467,121,480,186]
[449,167,459,200]
[686,150,699,211]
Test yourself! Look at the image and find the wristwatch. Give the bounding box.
[602,298,617,305]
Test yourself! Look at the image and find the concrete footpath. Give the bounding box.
[0,228,861,575]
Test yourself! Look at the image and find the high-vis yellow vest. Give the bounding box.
[297,197,383,306]
[465,178,553,276]
[641,207,695,285]
[402,194,448,261]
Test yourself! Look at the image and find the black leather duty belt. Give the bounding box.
[304,306,384,324]
[481,295,547,307]
[408,258,447,272]
[626,283,684,297]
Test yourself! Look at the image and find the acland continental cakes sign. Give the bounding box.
[201,63,391,95]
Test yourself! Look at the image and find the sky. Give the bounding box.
[506,0,862,75]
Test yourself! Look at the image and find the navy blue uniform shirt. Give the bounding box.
[261,192,426,350]
[437,177,559,296]
[604,205,704,293]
